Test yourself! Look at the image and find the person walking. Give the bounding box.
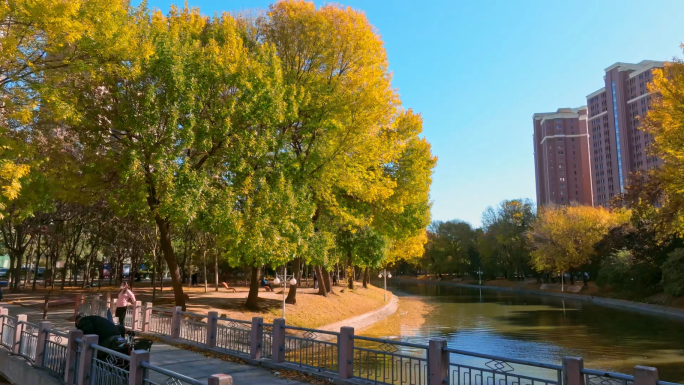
[115,282,136,326]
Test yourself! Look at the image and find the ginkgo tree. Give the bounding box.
[526,205,629,290]
[46,4,289,309]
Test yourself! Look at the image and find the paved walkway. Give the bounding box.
[1,302,308,385]
[147,342,307,385]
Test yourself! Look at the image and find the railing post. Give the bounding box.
[338,326,354,379]
[74,294,83,316]
[141,302,152,332]
[76,334,98,385]
[0,308,7,342]
[171,306,182,339]
[13,314,26,354]
[128,349,150,385]
[250,317,263,359]
[562,357,585,385]
[272,318,286,363]
[209,373,234,385]
[64,329,84,384]
[34,321,51,368]
[634,366,658,385]
[131,301,141,330]
[206,311,218,348]
[428,338,449,385]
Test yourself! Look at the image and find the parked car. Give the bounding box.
[0,268,7,278]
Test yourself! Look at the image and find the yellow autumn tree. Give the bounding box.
[641,51,684,236]
[0,0,132,216]
[526,205,630,286]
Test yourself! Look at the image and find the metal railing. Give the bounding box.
[142,361,204,385]
[352,336,429,385]
[179,312,207,344]
[284,325,339,373]
[583,368,635,385]
[43,329,69,377]
[89,343,130,385]
[215,316,251,355]
[261,322,273,359]
[0,315,15,349]
[18,321,38,363]
[149,308,173,335]
[446,347,563,385]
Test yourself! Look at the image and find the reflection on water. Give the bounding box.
[363,280,684,383]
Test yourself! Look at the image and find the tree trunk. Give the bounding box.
[214,253,219,292]
[203,249,208,293]
[315,266,328,297]
[11,250,23,292]
[321,268,332,293]
[285,257,301,305]
[151,247,157,304]
[154,215,186,310]
[363,267,369,289]
[347,253,354,290]
[32,233,42,291]
[246,265,260,310]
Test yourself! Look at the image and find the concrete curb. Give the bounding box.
[395,277,684,320]
[318,294,398,333]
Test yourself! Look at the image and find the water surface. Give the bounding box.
[365,280,684,383]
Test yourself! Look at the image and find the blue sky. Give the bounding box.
[139,0,684,227]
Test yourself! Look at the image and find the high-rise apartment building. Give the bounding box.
[586,60,664,207]
[533,107,593,207]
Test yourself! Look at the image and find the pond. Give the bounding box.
[361,280,684,383]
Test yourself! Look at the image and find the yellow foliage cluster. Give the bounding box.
[527,205,630,273]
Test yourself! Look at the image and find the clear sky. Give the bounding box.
[138,0,684,227]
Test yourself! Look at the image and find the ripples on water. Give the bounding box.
[367,280,684,383]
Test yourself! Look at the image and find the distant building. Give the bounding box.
[533,107,593,207]
[586,60,665,207]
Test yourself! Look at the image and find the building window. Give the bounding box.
[560,178,565,182]
[558,151,564,155]
[557,138,563,142]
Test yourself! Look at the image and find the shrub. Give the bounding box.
[662,249,684,297]
[597,249,662,294]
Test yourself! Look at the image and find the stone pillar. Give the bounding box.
[428,338,449,385]
[562,357,585,385]
[131,301,141,330]
[171,306,182,339]
[74,294,83,317]
[338,326,354,379]
[634,366,658,385]
[13,315,26,354]
[250,317,263,360]
[209,374,234,385]
[129,349,150,385]
[75,334,98,385]
[141,302,153,332]
[206,311,218,348]
[34,321,52,368]
[64,329,84,384]
[271,318,286,363]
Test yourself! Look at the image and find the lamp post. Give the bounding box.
[378,269,392,302]
[476,268,483,285]
[273,266,297,319]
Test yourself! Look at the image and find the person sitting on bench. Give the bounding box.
[260,277,272,291]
